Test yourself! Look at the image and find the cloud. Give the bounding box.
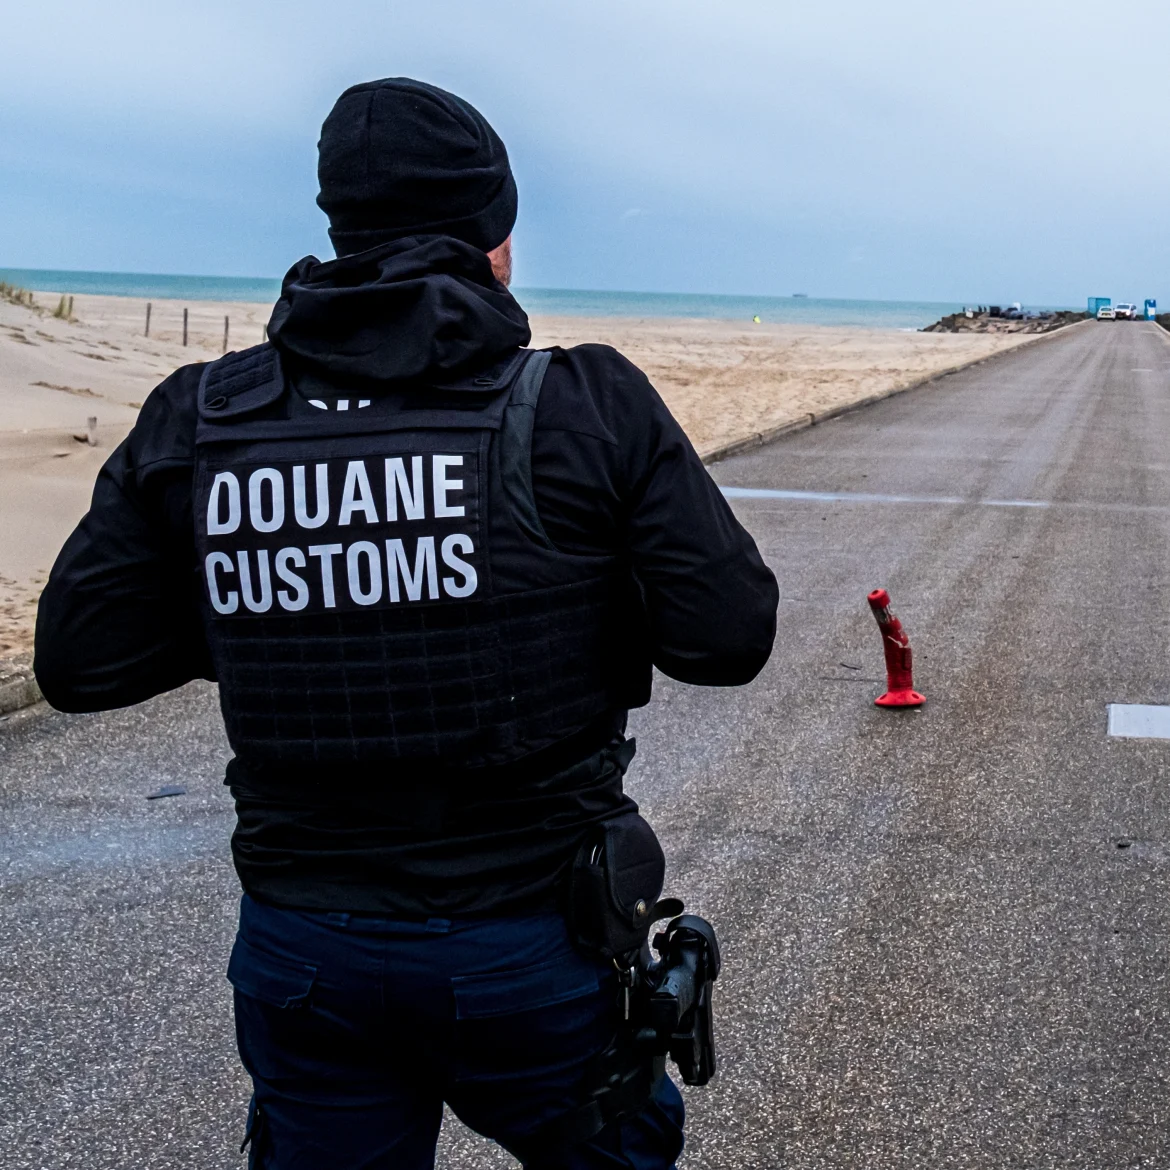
[1,0,1167,303]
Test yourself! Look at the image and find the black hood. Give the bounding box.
[266,235,531,391]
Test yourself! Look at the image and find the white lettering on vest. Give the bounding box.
[292,464,329,529]
[385,537,439,602]
[346,541,383,605]
[205,552,238,614]
[274,547,309,611]
[248,468,285,533]
[237,549,273,613]
[384,456,425,522]
[433,455,465,518]
[308,543,344,608]
[207,472,241,535]
[440,534,477,598]
[338,460,379,525]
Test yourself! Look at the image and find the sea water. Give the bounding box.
[519,288,968,329]
[0,268,285,305]
[0,267,1069,330]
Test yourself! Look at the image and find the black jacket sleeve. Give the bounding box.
[34,366,212,713]
[532,345,778,686]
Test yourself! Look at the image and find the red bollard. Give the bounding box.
[867,588,925,708]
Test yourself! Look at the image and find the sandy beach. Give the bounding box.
[0,289,1034,657]
[528,316,1034,458]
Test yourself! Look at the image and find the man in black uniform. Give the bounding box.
[35,78,778,1169]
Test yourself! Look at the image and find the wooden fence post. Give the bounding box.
[182,307,188,347]
[223,315,230,354]
[145,302,151,337]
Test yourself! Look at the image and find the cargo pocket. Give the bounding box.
[230,935,321,1086]
[453,951,612,1083]
[227,935,316,1008]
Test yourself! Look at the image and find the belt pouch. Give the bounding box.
[567,810,666,962]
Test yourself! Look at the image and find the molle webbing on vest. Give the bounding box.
[199,343,284,420]
[215,577,620,764]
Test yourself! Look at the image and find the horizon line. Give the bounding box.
[0,266,1068,308]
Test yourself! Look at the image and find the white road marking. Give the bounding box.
[1107,704,1170,739]
[723,486,967,506]
[720,486,1170,515]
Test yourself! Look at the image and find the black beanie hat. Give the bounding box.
[316,77,518,257]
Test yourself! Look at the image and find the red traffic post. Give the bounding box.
[867,588,925,708]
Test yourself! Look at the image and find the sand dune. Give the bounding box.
[0,290,1033,656]
[0,290,267,656]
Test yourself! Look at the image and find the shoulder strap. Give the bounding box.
[197,343,285,422]
[498,349,554,548]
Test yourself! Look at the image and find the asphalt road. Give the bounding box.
[4,320,1170,1169]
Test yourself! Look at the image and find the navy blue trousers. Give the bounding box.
[230,895,685,1169]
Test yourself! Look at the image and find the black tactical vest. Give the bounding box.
[193,344,649,766]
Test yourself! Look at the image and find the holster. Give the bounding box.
[536,759,719,1162]
[566,805,666,963]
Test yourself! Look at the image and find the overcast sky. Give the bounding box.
[2,1,1167,304]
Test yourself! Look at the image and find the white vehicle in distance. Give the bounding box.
[1114,302,1136,320]
[1097,305,1116,320]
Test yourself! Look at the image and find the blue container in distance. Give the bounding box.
[1088,297,1111,316]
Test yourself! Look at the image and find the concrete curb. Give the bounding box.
[701,317,1094,466]
[0,655,42,717]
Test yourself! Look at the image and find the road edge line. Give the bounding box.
[1145,318,1170,346]
[701,318,1095,466]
